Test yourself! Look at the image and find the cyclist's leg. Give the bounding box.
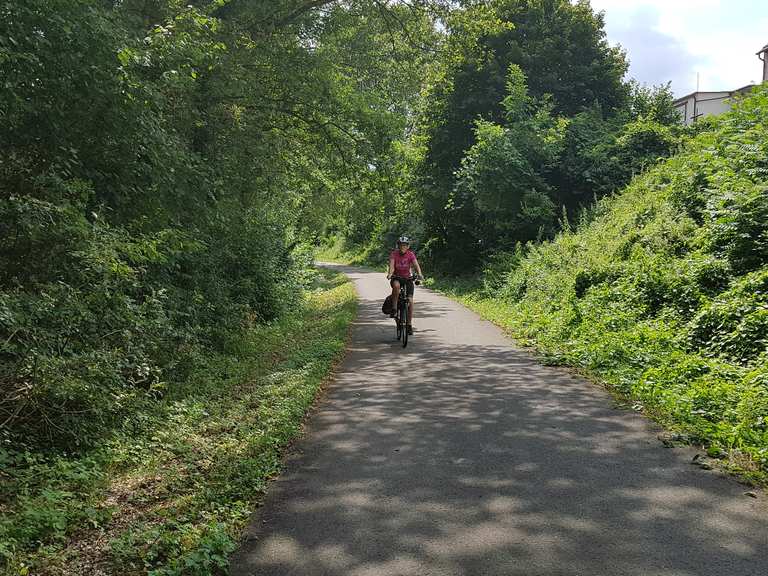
[390,279,401,318]
[391,279,401,302]
[406,280,415,326]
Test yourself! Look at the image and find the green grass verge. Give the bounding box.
[1,269,357,575]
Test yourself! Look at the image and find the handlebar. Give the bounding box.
[389,274,422,285]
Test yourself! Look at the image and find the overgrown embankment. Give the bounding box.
[1,269,356,575]
[433,86,768,482]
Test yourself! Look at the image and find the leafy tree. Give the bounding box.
[551,106,680,215]
[416,0,629,267]
[444,65,560,267]
[627,81,680,125]
[422,0,627,187]
[491,0,629,115]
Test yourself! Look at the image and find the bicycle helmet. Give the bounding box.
[397,235,410,245]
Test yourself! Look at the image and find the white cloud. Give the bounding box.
[587,0,768,96]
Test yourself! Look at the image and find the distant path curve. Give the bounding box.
[231,264,768,576]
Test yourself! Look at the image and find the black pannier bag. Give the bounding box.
[382,295,394,315]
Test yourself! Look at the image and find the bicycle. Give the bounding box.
[390,275,420,348]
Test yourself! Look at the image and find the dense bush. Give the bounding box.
[688,269,768,364]
[552,87,681,215]
[0,272,357,574]
[0,2,293,452]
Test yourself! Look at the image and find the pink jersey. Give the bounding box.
[390,249,417,278]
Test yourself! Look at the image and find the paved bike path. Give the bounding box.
[230,265,767,576]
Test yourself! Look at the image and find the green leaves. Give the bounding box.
[688,269,768,364]
[704,183,768,272]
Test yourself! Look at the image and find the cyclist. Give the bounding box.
[386,235,424,335]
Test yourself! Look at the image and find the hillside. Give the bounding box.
[447,84,768,478]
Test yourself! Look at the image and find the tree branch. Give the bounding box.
[276,0,340,28]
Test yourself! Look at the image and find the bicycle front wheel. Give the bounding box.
[402,300,409,347]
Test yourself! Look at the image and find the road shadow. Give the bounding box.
[231,266,768,576]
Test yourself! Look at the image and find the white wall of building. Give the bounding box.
[674,92,732,125]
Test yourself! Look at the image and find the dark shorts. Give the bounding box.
[391,277,415,297]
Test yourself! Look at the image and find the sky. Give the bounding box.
[586,0,768,97]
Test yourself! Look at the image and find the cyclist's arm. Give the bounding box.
[413,257,424,279]
[388,256,395,278]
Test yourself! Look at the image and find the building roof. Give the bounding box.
[673,84,755,106]
[732,83,757,95]
[673,91,728,105]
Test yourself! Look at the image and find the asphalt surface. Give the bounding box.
[230,264,768,576]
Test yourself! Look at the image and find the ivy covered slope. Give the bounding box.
[468,85,768,478]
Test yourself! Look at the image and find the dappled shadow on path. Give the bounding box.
[230,268,768,576]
